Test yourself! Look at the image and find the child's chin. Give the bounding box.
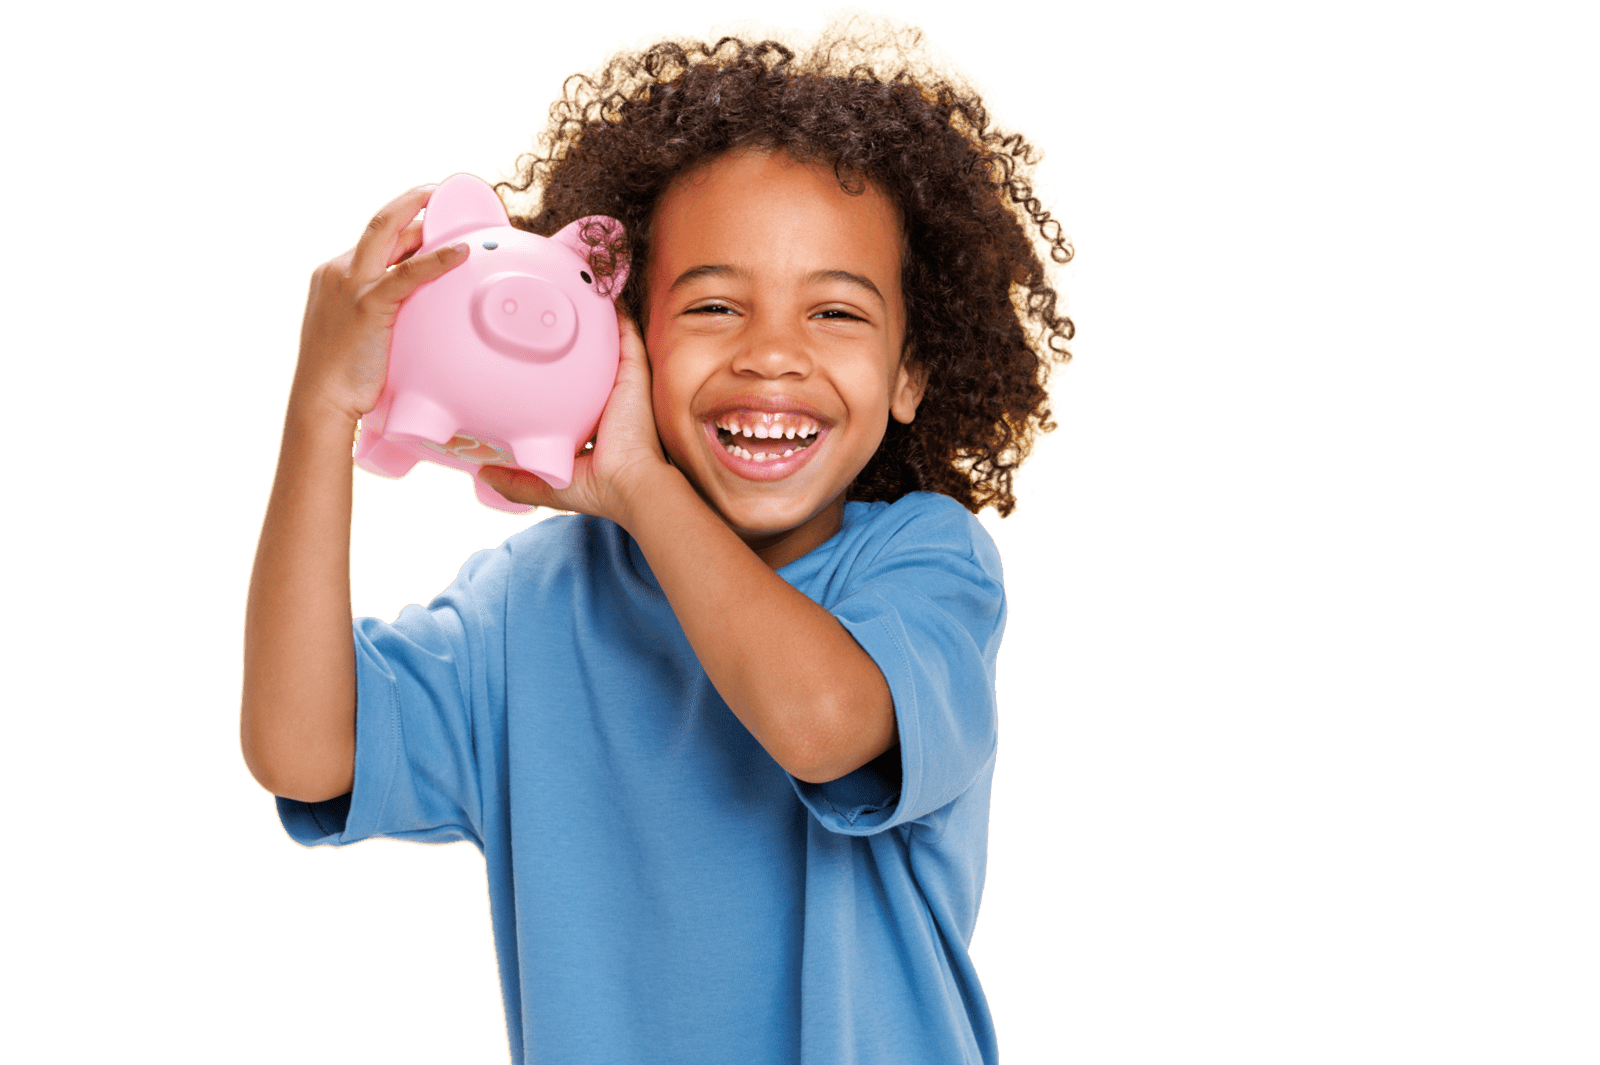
[721,492,846,543]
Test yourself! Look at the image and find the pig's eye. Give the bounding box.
[580,270,593,284]
[481,241,499,250]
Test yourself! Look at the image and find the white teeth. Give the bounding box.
[714,413,824,445]
[720,439,808,463]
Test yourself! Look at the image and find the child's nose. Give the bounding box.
[730,320,813,379]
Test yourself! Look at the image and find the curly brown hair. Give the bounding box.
[498,25,1072,516]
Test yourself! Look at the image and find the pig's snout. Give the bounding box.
[472,273,578,360]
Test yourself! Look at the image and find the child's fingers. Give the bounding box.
[370,241,470,305]
[618,315,648,365]
[613,315,654,392]
[477,465,562,510]
[390,217,427,266]
[350,185,435,279]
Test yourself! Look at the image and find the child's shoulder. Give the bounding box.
[792,494,1004,647]
[844,491,987,539]
[827,491,1003,579]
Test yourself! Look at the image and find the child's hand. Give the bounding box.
[478,317,671,521]
[292,185,469,421]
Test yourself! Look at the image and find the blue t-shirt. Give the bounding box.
[279,491,1005,1064]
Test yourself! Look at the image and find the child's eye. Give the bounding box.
[813,308,864,321]
[687,302,737,315]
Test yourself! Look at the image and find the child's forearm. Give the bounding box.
[619,470,897,784]
[242,185,465,804]
[240,393,361,803]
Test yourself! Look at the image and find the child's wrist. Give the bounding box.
[611,460,693,536]
[284,383,362,444]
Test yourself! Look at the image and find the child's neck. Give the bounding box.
[731,493,847,569]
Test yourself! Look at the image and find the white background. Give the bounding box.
[4,1,1595,1061]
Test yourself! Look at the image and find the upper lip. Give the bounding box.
[699,394,834,426]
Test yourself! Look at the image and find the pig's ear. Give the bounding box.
[552,216,629,299]
[421,174,510,245]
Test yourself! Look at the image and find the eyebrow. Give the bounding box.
[668,264,885,304]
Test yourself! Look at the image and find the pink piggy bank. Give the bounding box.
[354,173,628,513]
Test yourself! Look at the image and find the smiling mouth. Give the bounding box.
[712,412,823,464]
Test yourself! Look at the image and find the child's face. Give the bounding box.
[644,149,923,566]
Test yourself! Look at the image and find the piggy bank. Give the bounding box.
[354,173,628,512]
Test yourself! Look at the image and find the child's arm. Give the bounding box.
[241,186,468,803]
[622,464,899,785]
[479,326,896,785]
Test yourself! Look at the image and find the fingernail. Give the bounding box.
[450,242,469,253]
[420,183,438,191]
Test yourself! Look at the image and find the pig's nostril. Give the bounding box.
[472,272,578,360]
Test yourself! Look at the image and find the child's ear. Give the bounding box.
[551,216,629,299]
[890,353,927,425]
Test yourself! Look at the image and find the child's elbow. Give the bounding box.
[785,742,895,785]
[240,714,355,804]
[249,764,354,805]
[243,753,352,805]
[788,759,855,785]
[778,701,898,785]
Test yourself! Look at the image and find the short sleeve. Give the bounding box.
[792,496,1005,835]
[276,547,508,850]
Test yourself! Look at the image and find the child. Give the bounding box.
[242,29,1071,1065]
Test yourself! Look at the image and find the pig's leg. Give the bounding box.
[354,437,420,478]
[384,391,458,447]
[353,398,419,476]
[507,436,574,491]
